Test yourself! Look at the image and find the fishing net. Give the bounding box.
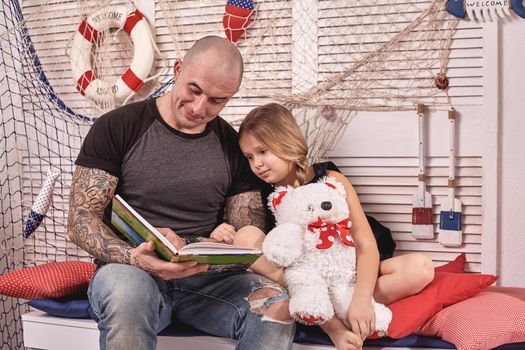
[1,0,459,348]
[160,0,458,158]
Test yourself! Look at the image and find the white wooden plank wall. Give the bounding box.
[332,104,485,272]
[19,1,485,271]
[21,1,484,116]
[331,156,482,273]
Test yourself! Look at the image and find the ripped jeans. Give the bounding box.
[88,264,295,350]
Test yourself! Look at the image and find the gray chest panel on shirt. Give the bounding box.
[119,119,230,236]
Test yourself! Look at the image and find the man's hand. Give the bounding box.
[131,241,208,280]
[210,223,236,244]
[156,227,187,249]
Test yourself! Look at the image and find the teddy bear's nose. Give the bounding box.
[321,201,332,210]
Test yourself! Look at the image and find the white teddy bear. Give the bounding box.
[262,176,392,335]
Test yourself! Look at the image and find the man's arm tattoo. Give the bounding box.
[67,166,133,264]
[226,191,267,232]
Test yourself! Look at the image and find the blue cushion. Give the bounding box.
[28,298,93,319]
[29,298,525,349]
[295,324,456,348]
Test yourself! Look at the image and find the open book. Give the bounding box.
[111,194,262,272]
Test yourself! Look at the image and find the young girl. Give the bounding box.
[211,103,434,350]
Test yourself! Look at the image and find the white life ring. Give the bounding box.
[70,5,155,105]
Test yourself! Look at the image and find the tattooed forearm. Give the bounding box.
[67,166,133,264]
[226,191,267,232]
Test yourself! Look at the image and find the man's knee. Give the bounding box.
[247,284,293,324]
[90,264,161,315]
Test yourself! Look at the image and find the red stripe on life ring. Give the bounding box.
[122,68,144,92]
[124,10,144,35]
[76,70,97,95]
[78,19,99,43]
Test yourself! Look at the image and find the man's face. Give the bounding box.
[168,53,240,133]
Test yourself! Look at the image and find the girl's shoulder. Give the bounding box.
[311,161,341,181]
[315,162,352,188]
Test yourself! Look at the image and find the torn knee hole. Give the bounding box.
[247,286,292,322]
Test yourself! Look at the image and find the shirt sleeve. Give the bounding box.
[75,100,154,178]
[75,114,125,177]
[213,117,262,197]
[226,134,262,197]
[325,161,341,173]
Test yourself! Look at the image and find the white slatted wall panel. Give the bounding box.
[155,0,294,119]
[21,0,291,119]
[331,104,485,272]
[332,156,482,272]
[20,1,486,270]
[316,1,484,108]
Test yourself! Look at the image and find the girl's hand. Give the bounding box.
[346,295,376,341]
[210,223,236,244]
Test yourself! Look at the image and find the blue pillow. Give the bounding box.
[28,298,95,319]
[27,298,525,350]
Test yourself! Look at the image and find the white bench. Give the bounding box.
[22,311,436,350]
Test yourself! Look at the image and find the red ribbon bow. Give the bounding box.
[307,217,354,249]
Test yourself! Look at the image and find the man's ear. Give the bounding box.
[173,58,182,79]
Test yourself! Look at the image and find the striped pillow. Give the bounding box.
[417,286,525,350]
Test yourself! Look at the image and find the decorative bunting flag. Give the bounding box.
[24,170,60,238]
[223,0,254,43]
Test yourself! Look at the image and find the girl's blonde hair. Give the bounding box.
[239,103,309,187]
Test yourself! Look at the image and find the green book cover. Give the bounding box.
[111,195,262,269]
[111,195,175,261]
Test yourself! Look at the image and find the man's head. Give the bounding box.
[161,36,244,133]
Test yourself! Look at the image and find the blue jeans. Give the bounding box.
[88,264,295,350]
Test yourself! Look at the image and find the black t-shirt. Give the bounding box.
[76,98,260,238]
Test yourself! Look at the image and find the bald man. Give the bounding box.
[67,36,295,350]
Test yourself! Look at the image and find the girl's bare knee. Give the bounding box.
[234,225,265,248]
[409,253,435,290]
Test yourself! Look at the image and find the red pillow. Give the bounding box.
[434,253,466,273]
[386,271,498,338]
[0,261,96,300]
[417,286,525,350]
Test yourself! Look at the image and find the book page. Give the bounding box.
[113,195,262,263]
[179,241,262,255]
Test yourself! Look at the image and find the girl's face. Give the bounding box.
[239,133,295,186]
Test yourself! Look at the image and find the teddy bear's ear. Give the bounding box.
[270,190,288,212]
[321,176,347,198]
